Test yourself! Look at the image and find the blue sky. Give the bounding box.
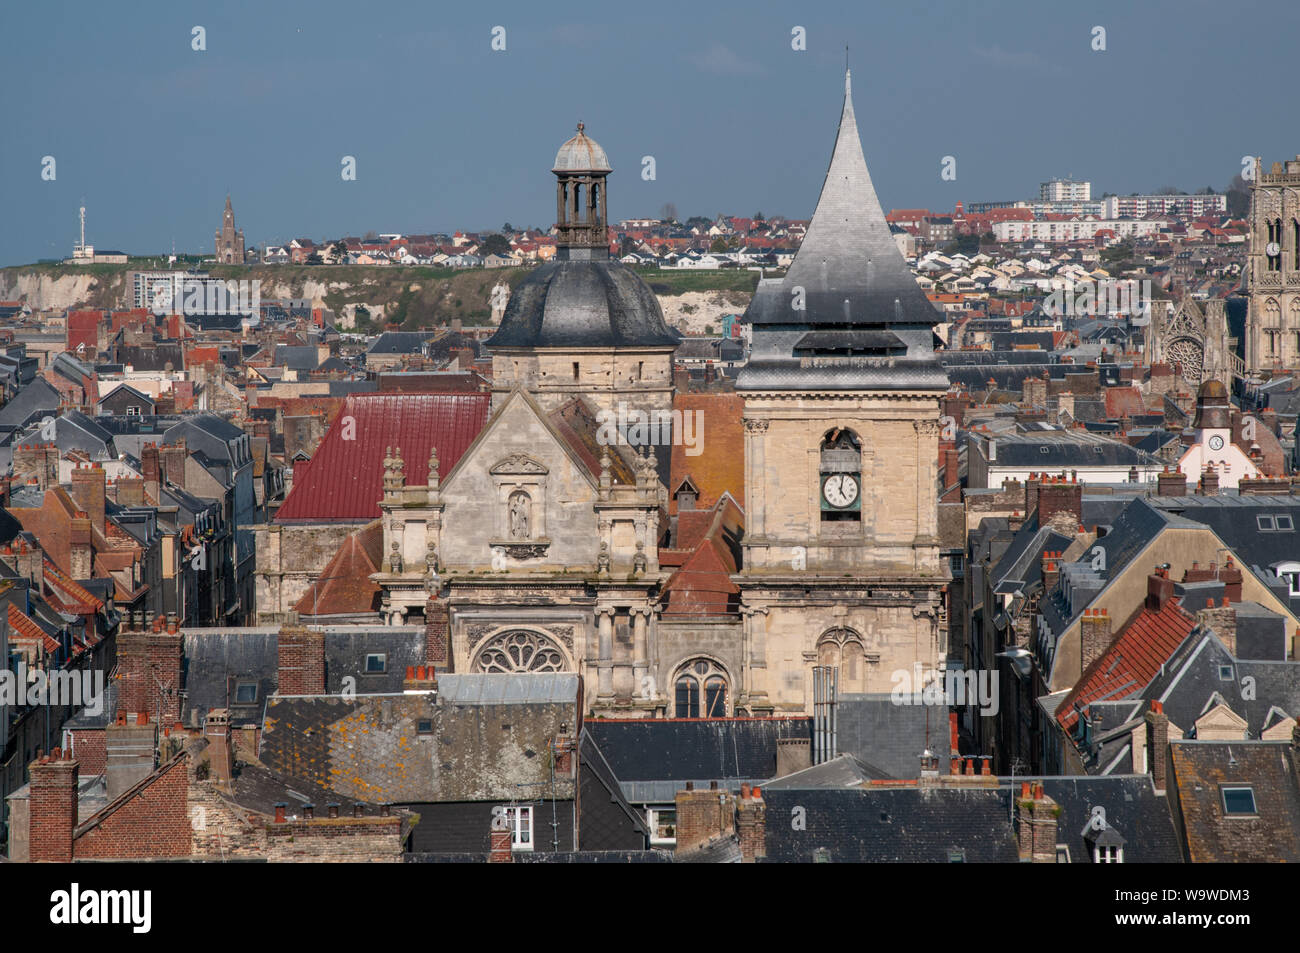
[1,0,1295,265]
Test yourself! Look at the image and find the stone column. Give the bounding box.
[597,607,615,700]
[632,608,649,694]
[744,418,768,540]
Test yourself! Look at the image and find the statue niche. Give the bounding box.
[508,490,532,540]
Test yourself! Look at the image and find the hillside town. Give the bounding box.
[1,61,1299,874]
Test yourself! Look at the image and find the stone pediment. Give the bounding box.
[490,453,549,476]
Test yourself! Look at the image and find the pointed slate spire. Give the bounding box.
[772,68,938,328]
[737,70,948,393]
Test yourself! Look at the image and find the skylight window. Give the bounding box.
[1221,786,1257,816]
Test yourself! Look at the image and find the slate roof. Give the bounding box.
[179,626,427,728]
[275,392,490,523]
[585,718,812,782]
[760,787,1019,863]
[834,694,942,780]
[738,71,945,393]
[365,332,433,356]
[984,429,1162,469]
[0,377,60,429]
[487,260,679,349]
[1168,740,1300,862]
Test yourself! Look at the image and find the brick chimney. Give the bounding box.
[115,476,145,507]
[1196,597,1237,656]
[1080,607,1112,673]
[674,781,737,854]
[1015,781,1059,863]
[425,598,449,668]
[29,749,79,862]
[142,442,161,496]
[69,463,107,535]
[203,708,234,785]
[117,617,184,724]
[12,443,58,489]
[489,812,514,863]
[736,784,767,863]
[105,718,158,800]
[1145,700,1169,792]
[1157,467,1187,497]
[1037,476,1082,531]
[69,515,92,578]
[1198,464,1219,496]
[1146,566,1174,611]
[1042,551,1060,593]
[1218,557,1243,604]
[159,438,187,490]
[15,539,44,592]
[277,616,325,695]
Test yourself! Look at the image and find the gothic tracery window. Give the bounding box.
[817,627,869,692]
[673,658,728,717]
[474,630,566,673]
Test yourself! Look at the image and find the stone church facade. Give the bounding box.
[273,77,950,718]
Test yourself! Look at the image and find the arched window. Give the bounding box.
[820,428,861,523]
[474,629,567,673]
[673,658,729,717]
[817,627,869,692]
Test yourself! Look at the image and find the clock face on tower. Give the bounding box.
[1266,242,1281,258]
[822,473,859,508]
[1208,434,1225,451]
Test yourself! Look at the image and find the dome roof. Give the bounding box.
[553,123,611,173]
[487,260,679,349]
[1197,379,1228,400]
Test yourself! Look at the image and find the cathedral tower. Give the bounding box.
[734,71,950,712]
[1244,156,1300,374]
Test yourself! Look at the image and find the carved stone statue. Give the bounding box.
[425,546,438,575]
[388,542,403,574]
[632,540,647,574]
[508,491,531,539]
[597,541,610,573]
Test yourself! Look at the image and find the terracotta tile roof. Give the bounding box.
[547,397,635,486]
[276,392,490,522]
[1057,597,1195,734]
[294,520,384,616]
[43,559,104,614]
[667,393,744,515]
[660,498,743,616]
[1103,385,1145,420]
[7,603,59,653]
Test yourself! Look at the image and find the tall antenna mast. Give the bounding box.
[76,202,86,254]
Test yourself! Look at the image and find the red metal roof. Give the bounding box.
[1057,597,1195,733]
[275,392,490,522]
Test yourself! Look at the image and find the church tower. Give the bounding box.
[1244,156,1300,374]
[487,124,679,416]
[734,71,950,712]
[215,195,246,264]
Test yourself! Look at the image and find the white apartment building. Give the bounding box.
[1041,179,1092,202]
[1103,194,1227,219]
[993,217,1167,244]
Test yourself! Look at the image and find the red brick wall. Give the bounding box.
[74,755,191,859]
[29,754,79,862]
[117,626,183,722]
[67,728,107,776]
[278,624,325,695]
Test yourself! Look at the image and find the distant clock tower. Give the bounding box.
[1244,156,1300,374]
